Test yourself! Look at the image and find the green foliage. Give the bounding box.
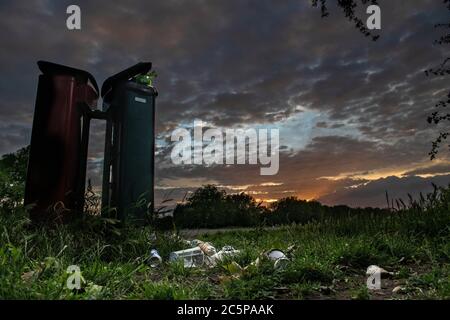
[0,146,29,210]
[135,71,158,88]
[351,286,371,300]
[136,281,190,300]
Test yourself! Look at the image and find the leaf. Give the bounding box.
[224,261,243,275]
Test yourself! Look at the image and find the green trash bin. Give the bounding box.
[101,62,157,224]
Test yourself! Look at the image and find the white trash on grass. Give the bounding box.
[266,249,290,270]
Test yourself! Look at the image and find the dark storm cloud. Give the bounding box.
[0,123,30,155]
[0,0,449,206]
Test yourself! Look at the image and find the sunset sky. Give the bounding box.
[1,0,449,208]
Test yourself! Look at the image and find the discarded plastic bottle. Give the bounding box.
[208,246,240,266]
[169,247,205,268]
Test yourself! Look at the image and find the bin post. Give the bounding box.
[101,111,113,215]
[76,102,91,213]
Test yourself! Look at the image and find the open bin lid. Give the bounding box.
[101,62,152,99]
[37,60,99,94]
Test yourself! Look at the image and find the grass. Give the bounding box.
[0,189,450,300]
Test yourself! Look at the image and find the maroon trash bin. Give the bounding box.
[24,61,99,222]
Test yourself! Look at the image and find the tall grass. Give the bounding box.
[0,186,449,299]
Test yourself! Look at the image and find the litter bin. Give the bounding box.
[101,62,157,224]
[24,61,99,222]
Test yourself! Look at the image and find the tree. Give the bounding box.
[225,193,262,227]
[173,185,228,228]
[311,0,380,41]
[269,197,323,225]
[0,146,29,209]
[427,1,450,159]
[173,185,264,228]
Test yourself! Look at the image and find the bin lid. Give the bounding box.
[37,61,99,94]
[101,62,152,98]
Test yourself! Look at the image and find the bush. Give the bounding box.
[173,185,265,228]
[0,146,29,210]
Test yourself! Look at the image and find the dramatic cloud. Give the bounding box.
[0,0,449,207]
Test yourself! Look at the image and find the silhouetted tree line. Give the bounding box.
[154,185,389,229]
